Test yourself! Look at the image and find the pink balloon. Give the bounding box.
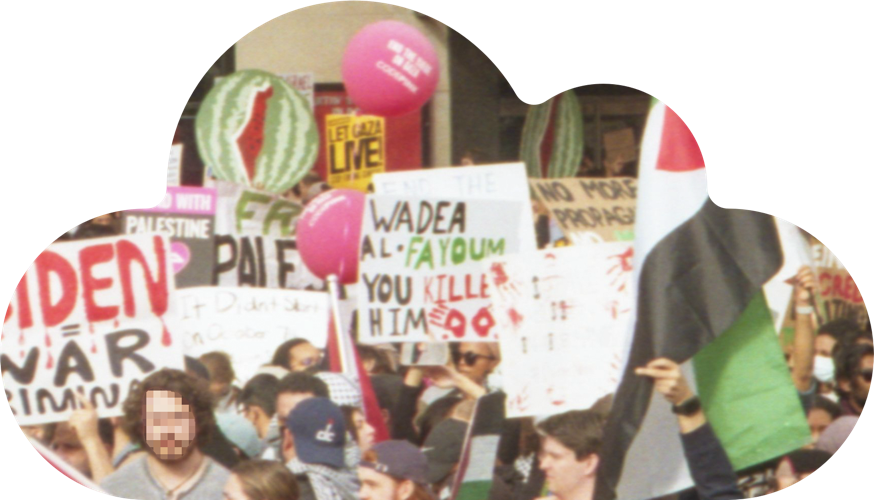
[297,189,366,284]
[342,20,440,117]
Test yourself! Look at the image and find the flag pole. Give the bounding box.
[326,274,349,372]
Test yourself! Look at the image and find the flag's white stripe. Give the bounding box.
[616,361,698,500]
[762,219,813,331]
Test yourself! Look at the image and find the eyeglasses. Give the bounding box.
[859,369,873,383]
[452,350,497,367]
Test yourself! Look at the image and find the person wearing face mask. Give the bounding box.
[101,369,231,500]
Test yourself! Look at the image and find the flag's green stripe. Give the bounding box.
[547,90,583,179]
[693,292,811,471]
[455,480,494,500]
[520,98,553,178]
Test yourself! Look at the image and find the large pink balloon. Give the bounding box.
[342,20,440,117]
[297,189,366,284]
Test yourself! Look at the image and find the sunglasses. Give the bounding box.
[859,369,873,383]
[452,350,497,367]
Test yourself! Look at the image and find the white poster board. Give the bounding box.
[171,286,329,383]
[357,196,524,343]
[485,243,634,417]
[2,233,184,425]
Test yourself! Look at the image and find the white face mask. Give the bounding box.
[813,355,835,384]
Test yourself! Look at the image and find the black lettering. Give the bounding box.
[105,329,154,377]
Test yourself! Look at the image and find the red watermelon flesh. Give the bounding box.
[237,86,274,183]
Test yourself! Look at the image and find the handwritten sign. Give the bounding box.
[2,234,184,425]
[372,163,537,253]
[123,186,216,288]
[326,114,386,192]
[529,177,637,243]
[811,238,868,328]
[213,180,322,290]
[170,287,329,383]
[357,196,524,343]
[485,243,634,417]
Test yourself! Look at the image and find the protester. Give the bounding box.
[239,374,282,440]
[815,415,859,455]
[834,343,873,416]
[184,356,243,468]
[534,358,742,500]
[342,405,377,453]
[282,397,359,500]
[217,413,263,460]
[224,460,301,500]
[771,449,832,492]
[358,440,433,500]
[50,395,114,482]
[807,395,842,446]
[260,373,330,461]
[101,369,231,500]
[201,351,242,414]
[272,339,325,373]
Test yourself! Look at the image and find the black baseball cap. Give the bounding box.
[360,440,428,486]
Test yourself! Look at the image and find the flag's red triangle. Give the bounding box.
[656,106,705,172]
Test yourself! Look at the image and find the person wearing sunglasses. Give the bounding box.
[834,343,873,416]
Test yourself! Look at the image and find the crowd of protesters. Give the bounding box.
[13,189,871,500]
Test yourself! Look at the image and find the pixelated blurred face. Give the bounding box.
[539,435,595,498]
[289,342,323,372]
[51,423,90,476]
[807,408,834,443]
[222,473,249,500]
[144,390,196,461]
[358,466,401,500]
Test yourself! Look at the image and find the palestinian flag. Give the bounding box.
[451,392,506,500]
[594,102,809,500]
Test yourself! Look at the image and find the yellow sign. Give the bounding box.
[325,114,386,192]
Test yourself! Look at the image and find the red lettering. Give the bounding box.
[34,251,78,327]
[79,243,119,322]
[819,272,833,297]
[116,236,168,318]
[448,275,463,302]
[472,307,496,338]
[445,308,466,339]
[13,274,33,329]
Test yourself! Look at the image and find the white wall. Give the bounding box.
[235,1,451,167]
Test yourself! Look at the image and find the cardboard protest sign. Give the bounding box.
[167,143,183,187]
[357,196,524,343]
[213,180,322,290]
[123,186,216,288]
[171,287,329,383]
[326,114,386,192]
[529,177,637,243]
[372,163,538,253]
[2,234,184,425]
[810,237,868,328]
[485,243,633,417]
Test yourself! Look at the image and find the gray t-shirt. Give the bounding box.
[101,455,230,500]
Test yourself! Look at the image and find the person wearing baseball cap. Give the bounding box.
[283,397,359,500]
[359,440,434,500]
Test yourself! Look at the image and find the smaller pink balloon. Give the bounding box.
[297,189,366,284]
[342,20,440,117]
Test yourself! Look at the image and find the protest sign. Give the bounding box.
[357,196,524,343]
[123,186,216,288]
[213,180,322,290]
[485,243,633,417]
[529,177,637,243]
[326,114,386,192]
[373,163,537,253]
[810,237,868,328]
[451,392,506,500]
[170,287,329,383]
[2,233,184,425]
[167,143,183,187]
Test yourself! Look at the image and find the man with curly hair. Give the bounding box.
[101,369,231,500]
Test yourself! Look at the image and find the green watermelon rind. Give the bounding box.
[195,69,318,194]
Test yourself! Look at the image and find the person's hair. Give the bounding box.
[199,351,236,385]
[232,460,300,500]
[835,343,874,390]
[818,319,860,342]
[810,395,842,420]
[122,369,215,451]
[537,409,604,460]
[357,344,394,374]
[97,418,114,448]
[276,372,329,398]
[184,355,211,381]
[340,405,361,443]
[270,339,313,370]
[239,374,281,417]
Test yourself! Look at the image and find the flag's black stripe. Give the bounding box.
[594,199,782,500]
